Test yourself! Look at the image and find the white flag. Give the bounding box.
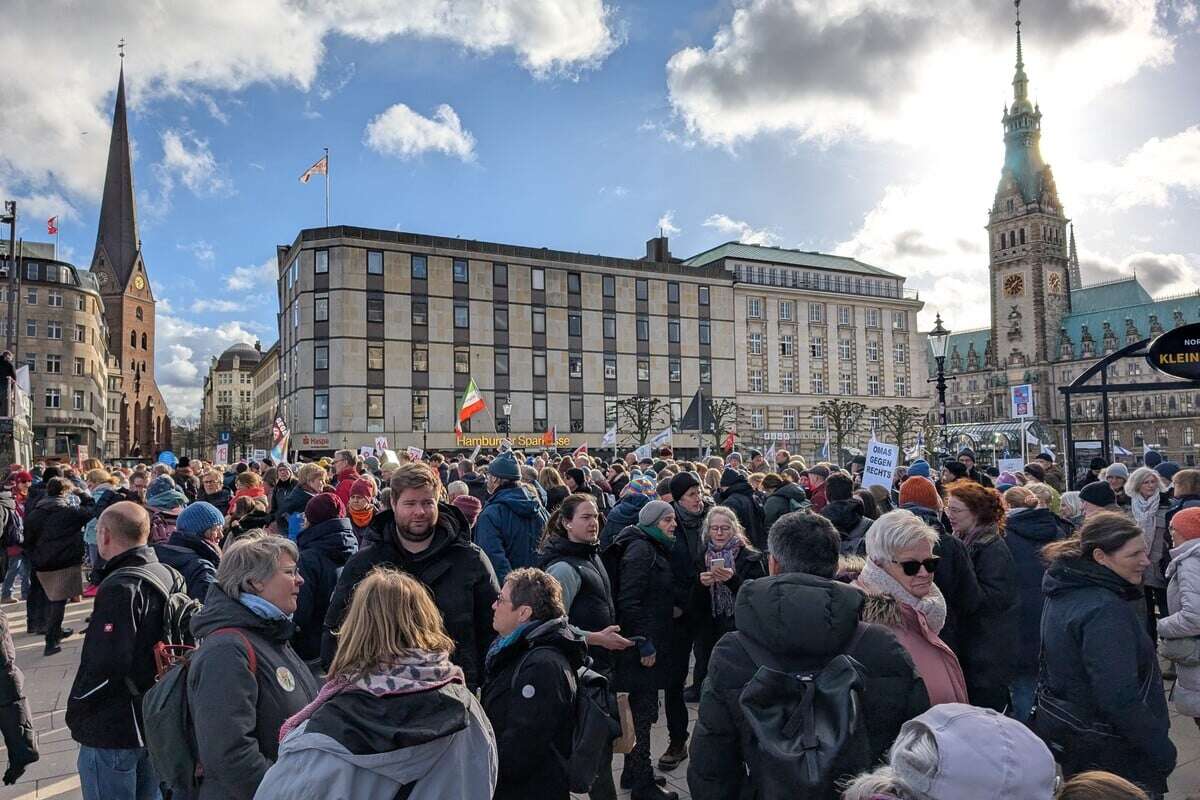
[650,427,673,448]
[764,442,776,463]
[634,444,652,461]
[601,424,617,448]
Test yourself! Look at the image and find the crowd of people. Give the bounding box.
[0,442,1194,798]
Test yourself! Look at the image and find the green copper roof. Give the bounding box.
[1069,277,1152,312]
[684,241,902,279]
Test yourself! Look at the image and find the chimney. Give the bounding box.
[645,236,671,263]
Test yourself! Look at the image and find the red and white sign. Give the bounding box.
[297,434,331,449]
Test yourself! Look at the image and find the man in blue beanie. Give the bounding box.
[475,452,547,581]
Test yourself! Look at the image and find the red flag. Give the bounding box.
[722,429,736,452]
[46,216,58,235]
[572,442,588,459]
[542,426,557,447]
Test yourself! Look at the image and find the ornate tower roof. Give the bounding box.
[998,0,1053,207]
[91,63,142,287]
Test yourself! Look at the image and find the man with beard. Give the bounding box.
[320,463,500,689]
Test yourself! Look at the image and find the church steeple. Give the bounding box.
[1068,223,1081,289]
[91,58,142,288]
[1013,0,1030,108]
[998,0,1049,206]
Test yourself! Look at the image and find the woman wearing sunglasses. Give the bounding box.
[852,510,968,706]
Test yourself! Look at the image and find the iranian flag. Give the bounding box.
[455,377,486,436]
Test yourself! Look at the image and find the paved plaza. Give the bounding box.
[0,595,1198,800]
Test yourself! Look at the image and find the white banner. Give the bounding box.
[252,449,267,461]
[359,446,375,458]
[634,444,652,461]
[862,439,899,491]
[998,457,1024,475]
[406,446,424,461]
[214,443,229,464]
[375,436,390,453]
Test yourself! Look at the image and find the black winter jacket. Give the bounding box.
[686,573,929,800]
[958,528,1019,694]
[718,477,767,551]
[613,524,676,692]
[24,494,93,572]
[269,478,297,515]
[66,547,184,748]
[601,493,650,549]
[0,607,36,775]
[1004,508,1068,673]
[274,484,317,527]
[153,529,220,602]
[1036,557,1175,791]
[188,586,319,800]
[199,487,233,515]
[762,483,809,532]
[898,503,980,655]
[819,499,871,555]
[293,517,358,661]
[689,546,766,640]
[482,617,587,800]
[462,473,489,504]
[669,499,712,610]
[321,505,499,688]
[545,484,570,514]
[539,536,616,674]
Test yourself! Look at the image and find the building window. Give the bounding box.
[532,268,545,291]
[493,263,508,286]
[367,345,384,371]
[367,298,384,323]
[605,398,618,426]
[23,354,34,372]
[895,375,909,396]
[603,315,616,339]
[363,250,382,275]
[748,297,762,319]
[453,258,469,283]
[569,398,585,432]
[314,294,328,322]
[314,345,329,370]
[699,358,712,384]
[603,275,615,297]
[636,280,648,301]
[781,335,794,356]
[751,408,764,430]
[749,332,763,355]
[25,319,35,337]
[567,272,581,294]
[838,306,852,326]
[411,301,427,326]
[838,338,852,360]
[48,290,63,307]
[840,373,854,394]
[73,390,85,411]
[71,324,85,343]
[412,391,429,427]
[637,319,649,341]
[669,358,681,383]
[367,392,384,431]
[411,254,428,279]
[1186,427,1195,446]
[810,337,823,359]
[699,286,710,306]
[604,356,617,380]
[894,342,907,363]
[783,409,796,430]
[868,374,881,396]
[532,308,546,334]
[141,332,148,349]
[454,303,469,329]
[893,311,907,330]
[699,321,711,345]
[781,372,794,393]
[494,350,509,375]
[808,303,823,323]
[315,250,329,274]
[454,347,470,374]
[779,300,792,321]
[534,353,547,377]
[313,391,329,433]
[45,388,60,409]
[749,370,763,392]
[46,354,61,374]
[489,307,507,332]
[569,314,582,337]
[24,262,37,280]
[667,282,679,303]
[569,356,583,379]
[865,308,880,328]
[533,396,548,430]
[637,359,650,382]
[412,345,428,372]
[866,340,880,361]
[811,373,825,394]
[24,288,35,305]
[1159,428,1169,446]
[668,320,680,343]
[46,321,61,340]
[74,357,85,376]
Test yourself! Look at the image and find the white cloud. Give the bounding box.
[703,213,780,246]
[599,185,628,198]
[657,210,680,236]
[156,130,231,198]
[177,239,215,263]
[155,314,265,417]
[1070,125,1200,210]
[364,104,476,161]
[190,298,248,313]
[224,257,278,291]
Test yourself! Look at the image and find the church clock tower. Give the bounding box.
[987,0,1073,374]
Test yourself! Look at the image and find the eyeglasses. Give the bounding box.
[892,557,939,576]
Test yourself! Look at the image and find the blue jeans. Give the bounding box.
[2,554,28,599]
[1010,673,1037,724]
[77,746,161,800]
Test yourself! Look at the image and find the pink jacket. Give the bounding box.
[857,590,969,706]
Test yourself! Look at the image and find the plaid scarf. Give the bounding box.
[705,538,743,619]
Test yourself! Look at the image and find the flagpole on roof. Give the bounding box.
[324,147,330,227]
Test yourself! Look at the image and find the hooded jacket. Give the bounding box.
[613,524,676,692]
[958,527,1018,695]
[686,573,929,800]
[762,482,809,531]
[474,484,548,583]
[321,505,499,688]
[462,473,489,504]
[188,586,320,800]
[717,474,767,551]
[153,529,220,602]
[254,681,497,800]
[1159,538,1200,716]
[23,493,93,572]
[819,499,871,556]
[1037,557,1175,791]
[482,617,588,800]
[600,493,650,549]
[1004,508,1068,673]
[293,517,358,661]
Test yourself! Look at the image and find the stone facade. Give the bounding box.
[201,342,263,438]
[252,341,279,449]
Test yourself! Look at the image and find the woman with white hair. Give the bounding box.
[1128,466,1170,637]
[841,703,1059,800]
[1061,491,1085,527]
[854,510,967,705]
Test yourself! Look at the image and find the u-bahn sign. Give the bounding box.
[1148,323,1200,380]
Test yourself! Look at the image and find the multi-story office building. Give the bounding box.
[275,229,736,454]
[200,342,263,444]
[688,244,928,457]
[0,242,110,459]
[251,340,279,450]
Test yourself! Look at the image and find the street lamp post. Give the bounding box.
[927,313,952,457]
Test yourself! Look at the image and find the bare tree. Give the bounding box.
[615,396,669,446]
[815,399,866,462]
[877,404,926,452]
[708,398,751,450]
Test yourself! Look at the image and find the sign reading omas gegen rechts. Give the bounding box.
[1147,323,1200,380]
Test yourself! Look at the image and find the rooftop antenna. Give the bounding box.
[118,37,125,60]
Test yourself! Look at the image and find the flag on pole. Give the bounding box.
[46,216,58,235]
[820,431,831,460]
[601,424,617,447]
[299,154,328,183]
[722,429,736,452]
[573,443,588,459]
[650,427,673,449]
[455,377,486,436]
[764,442,776,464]
[270,416,290,462]
[542,425,558,447]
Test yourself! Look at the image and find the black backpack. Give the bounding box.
[510,649,622,793]
[734,624,872,800]
[108,564,201,677]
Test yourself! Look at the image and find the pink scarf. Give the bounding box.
[279,649,462,742]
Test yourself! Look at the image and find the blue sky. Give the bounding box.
[3,1,1199,416]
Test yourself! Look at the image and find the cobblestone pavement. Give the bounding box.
[1,595,1197,800]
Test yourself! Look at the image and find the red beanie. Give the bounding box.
[305,492,345,525]
[1173,507,1200,544]
[350,478,376,499]
[899,476,941,510]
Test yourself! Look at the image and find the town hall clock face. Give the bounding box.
[1003,274,1024,297]
[134,274,145,290]
[96,271,108,288]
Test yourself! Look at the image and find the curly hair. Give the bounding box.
[945,479,1006,532]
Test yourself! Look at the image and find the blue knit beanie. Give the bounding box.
[147,475,177,500]
[907,459,930,479]
[176,501,224,535]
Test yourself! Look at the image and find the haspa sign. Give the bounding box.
[1147,323,1200,380]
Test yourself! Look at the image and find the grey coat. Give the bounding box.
[1159,538,1200,716]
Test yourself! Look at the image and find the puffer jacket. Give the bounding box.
[23,494,93,572]
[613,524,676,692]
[481,617,587,800]
[188,586,319,800]
[1004,508,1068,674]
[819,498,871,556]
[958,528,1018,697]
[761,483,809,532]
[1036,557,1175,792]
[254,680,497,800]
[293,517,358,661]
[153,529,221,602]
[601,493,650,549]
[1158,537,1200,716]
[474,485,548,583]
[686,573,929,800]
[717,475,767,551]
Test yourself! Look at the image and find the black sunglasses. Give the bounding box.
[892,557,939,576]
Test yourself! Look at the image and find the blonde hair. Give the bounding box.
[1057,771,1148,800]
[85,468,114,486]
[297,463,326,486]
[329,568,455,681]
[1004,485,1038,510]
[235,471,262,489]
